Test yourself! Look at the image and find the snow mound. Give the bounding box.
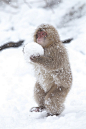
[23,42,44,63]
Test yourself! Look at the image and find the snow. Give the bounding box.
[0,0,86,129]
[23,42,44,63]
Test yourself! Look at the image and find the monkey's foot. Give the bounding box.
[30,106,45,112]
[47,113,59,117]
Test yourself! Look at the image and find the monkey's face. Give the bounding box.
[36,30,48,48]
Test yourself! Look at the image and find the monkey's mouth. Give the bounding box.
[37,39,42,43]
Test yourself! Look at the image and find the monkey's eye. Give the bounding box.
[37,32,41,36]
[37,31,47,38]
[41,32,47,36]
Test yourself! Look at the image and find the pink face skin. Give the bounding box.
[36,31,47,47]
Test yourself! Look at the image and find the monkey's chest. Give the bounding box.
[34,65,54,92]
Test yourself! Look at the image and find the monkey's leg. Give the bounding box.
[45,84,70,116]
[30,82,46,112]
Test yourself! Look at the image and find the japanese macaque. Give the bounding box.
[30,24,72,116]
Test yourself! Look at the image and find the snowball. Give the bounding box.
[23,42,44,63]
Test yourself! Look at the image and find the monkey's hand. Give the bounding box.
[30,54,40,62]
[30,54,58,70]
[30,54,55,69]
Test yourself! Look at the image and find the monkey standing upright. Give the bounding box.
[29,24,72,116]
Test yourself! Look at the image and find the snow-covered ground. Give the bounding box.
[0,0,86,128]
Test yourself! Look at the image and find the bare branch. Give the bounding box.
[0,38,73,51]
[0,40,24,51]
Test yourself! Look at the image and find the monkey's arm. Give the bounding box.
[30,53,63,70]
